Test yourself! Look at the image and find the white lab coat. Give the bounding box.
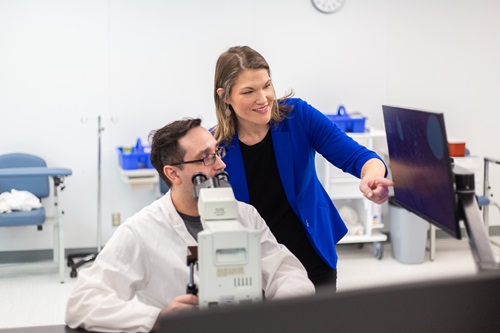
[65,191,315,332]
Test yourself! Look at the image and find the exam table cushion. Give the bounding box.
[0,206,46,227]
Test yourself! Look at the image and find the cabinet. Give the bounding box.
[316,129,387,259]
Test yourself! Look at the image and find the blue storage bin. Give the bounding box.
[117,138,154,170]
[326,105,366,133]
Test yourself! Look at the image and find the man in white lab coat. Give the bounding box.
[65,118,315,333]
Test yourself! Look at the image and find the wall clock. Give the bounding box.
[311,0,346,14]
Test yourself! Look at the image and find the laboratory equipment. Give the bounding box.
[191,171,262,309]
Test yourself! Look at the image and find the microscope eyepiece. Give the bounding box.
[192,172,208,186]
[214,170,229,182]
[192,171,232,201]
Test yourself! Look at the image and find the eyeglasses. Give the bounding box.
[170,147,226,167]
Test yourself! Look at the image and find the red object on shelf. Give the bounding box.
[448,142,466,157]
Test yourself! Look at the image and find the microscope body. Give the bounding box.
[194,172,262,309]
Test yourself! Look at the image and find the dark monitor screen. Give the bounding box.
[159,272,500,332]
[382,105,461,239]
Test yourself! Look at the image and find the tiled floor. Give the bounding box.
[0,236,498,329]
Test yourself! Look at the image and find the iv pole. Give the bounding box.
[96,115,103,252]
[68,115,104,277]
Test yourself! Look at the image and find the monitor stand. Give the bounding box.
[454,164,500,270]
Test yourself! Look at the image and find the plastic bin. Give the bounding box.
[389,198,429,264]
[326,105,366,133]
[117,138,154,170]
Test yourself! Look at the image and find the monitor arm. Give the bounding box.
[454,164,499,270]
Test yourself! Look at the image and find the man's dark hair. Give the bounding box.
[149,118,202,188]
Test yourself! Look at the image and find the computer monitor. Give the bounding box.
[159,271,500,332]
[382,105,461,239]
[382,105,498,270]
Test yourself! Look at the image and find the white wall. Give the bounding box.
[1,0,499,252]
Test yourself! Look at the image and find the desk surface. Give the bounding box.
[0,326,86,333]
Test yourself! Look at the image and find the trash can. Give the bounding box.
[389,198,429,264]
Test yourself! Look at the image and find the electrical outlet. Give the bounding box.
[112,213,121,227]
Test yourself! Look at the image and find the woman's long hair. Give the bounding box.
[213,46,293,145]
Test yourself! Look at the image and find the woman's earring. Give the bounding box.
[225,107,231,117]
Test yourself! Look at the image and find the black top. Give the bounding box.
[239,130,330,278]
[178,211,203,239]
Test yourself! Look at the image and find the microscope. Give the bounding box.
[187,171,262,309]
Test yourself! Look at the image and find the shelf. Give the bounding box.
[328,179,364,199]
[119,168,159,190]
[331,194,364,200]
[347,128,386,138]
[328,176,358,183]
[338,231,387,244]
[317,128,388,253]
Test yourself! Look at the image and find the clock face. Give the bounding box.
[311,0,345,14]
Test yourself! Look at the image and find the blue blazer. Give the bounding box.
[222,98,384,269]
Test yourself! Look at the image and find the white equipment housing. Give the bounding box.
[197,186,262,309]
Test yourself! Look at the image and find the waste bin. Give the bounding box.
[389,198,429,264]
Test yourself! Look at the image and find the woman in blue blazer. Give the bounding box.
[212,46,393,289]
